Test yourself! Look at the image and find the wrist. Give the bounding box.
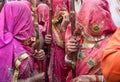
[65,55,75,65]
[95,75,104,82]
[95,75,99,82]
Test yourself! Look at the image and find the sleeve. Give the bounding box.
[13,53,34,81]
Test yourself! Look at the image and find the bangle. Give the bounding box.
[102,76,104,82]
[65,55,72,63]
[95,75,99,82]
[65,55,75,65]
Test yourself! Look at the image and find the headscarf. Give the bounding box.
[0,1,34,81]
[23,0,32,10]
[52,0,69,15]
[77,0,116,37]
[37,3,49,35]
[37,3,49,24]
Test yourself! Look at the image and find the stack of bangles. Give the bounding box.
[101,75,104,82]
[95,75,99,82]
[65,55,75,65]
[95,75,104,82]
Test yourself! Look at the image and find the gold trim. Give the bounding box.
[23,37,36,45]
[76,23,105,42]
[13,53,29,82]
[52,26,65,48]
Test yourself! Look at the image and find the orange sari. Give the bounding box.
[101,27,120,82]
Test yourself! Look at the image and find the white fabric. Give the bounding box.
[108,0,120,27]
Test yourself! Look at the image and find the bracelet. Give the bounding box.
[65,55,75,65]
[95,75,99,82]
[101,75,104,82]
[65,55,72,63]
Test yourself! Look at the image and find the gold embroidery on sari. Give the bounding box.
[52,26,65,48]
[13,53,29,82]
[76,23,105,42]
[52,11,68,48]
[22,37,36,45]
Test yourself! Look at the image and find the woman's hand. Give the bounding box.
[34,49,45,61]
[67,37,79,53]
[28,72,45,82]
[45,34,52,44]
[72,75,98,82]
[18,72,45,82]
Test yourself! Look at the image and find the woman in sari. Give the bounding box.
[44,0,70,82]
[0,2,45,82]
[65,0,116,82]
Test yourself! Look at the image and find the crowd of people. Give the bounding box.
[0,0,120,82]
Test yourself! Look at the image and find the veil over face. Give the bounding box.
[37,3,49,24]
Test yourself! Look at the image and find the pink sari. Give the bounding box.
[0,2,35,81]
[65,0,117,82]
[36,3,50,77]
[37,3,49,36]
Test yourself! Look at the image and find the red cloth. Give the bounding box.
[65,0,117,81]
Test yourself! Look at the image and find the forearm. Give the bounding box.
[73,75,105,82]
[17,72,45,82]
[97,75,105,82]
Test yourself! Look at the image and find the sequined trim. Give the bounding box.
[77,51,85,60]
[91,24,101,33]
[13,53,29,82]
[87,58,97,68]
[22,37,36,45]
[76,23,105,42]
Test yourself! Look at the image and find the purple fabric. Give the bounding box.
[0,1,34,81]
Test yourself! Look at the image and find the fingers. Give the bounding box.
[33,72,45,81]
[34,49,45,61]
[45,34,52,44]
[72,78,82,82]
[67,38,79,52]
[38,72,45,79]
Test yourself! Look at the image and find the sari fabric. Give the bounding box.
[65,0,116,81]
[0,1,35,81]
[48,11,70,82]
[37,3,49,36]
[47,1,70,81]
[101,27,120,82]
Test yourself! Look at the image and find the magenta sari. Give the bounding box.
[0,2,35,82]
[65,0,117,82]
